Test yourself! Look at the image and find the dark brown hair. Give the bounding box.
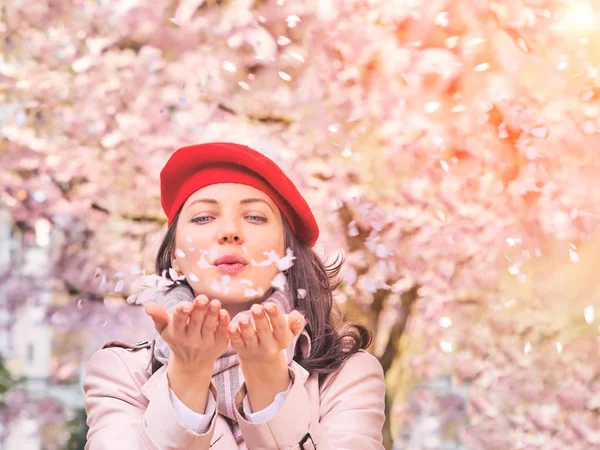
[155,206,372,382]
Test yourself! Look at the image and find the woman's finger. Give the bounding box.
[287,310,305,336]
[187,295,209,335]
[238,315,257,347]
[173,302,193,334]
[264,302,287,344]
[144,303,169,334]
[201,300,221,339]
[229,323,244,348]
[251,304,271,342]
[215,309,231,346]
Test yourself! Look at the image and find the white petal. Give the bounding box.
[276,248,296,271]
[197,254,212,268]
[210,279,221,292]
[271,272,287,290]
[251,257,273,267]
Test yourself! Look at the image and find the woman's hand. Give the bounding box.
[144,295,230,369]
[229,302,305,366]
[144,295,231,413]
[230,302,305,412]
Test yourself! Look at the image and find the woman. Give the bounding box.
[83,142,386,449]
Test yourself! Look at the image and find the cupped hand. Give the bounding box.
[229,302,305,366]
[144,294,231,369]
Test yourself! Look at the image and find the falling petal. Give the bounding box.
[221,275,231,286]
[210,279,221,292]
[245,287,265,298]
[188,272,199,282]
[555,341,563,353]
[288,51,304,63]
[584,305,594,324]
[240,278,253,285]
[276,248,296,271]
[285,15,301,28]
[440,340,453,353]
[278,71,292,81]
[530,127,548,138]
[271,272,287,290]
[569,248,580,263]
[175,248,186,258]
[114,280,125,293]
[197,254,212,268]
[252,257,273,267]
[222,61,237,72]
[524,342,532,354]
[439,317,452,328]
[375,244,387,258]
[506,237,522,247]
[297,288,307,299]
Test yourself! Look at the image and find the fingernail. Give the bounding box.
[265,304,275,313]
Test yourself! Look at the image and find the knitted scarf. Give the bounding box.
[151,283,310,443]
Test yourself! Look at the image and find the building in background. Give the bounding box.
[0,205,83,450]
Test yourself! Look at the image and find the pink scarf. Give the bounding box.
[151,283,310,442]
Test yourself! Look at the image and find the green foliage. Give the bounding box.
[62,407,89,450]
[0,352,26,409]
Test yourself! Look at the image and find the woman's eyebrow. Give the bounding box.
[240,198,274,212]
[185,198,217,211]
[186,197,274,212]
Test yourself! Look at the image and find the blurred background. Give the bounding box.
[2,0,600,448]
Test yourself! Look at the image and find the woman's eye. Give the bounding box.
[247,215,267,223]
[191,216,212,224]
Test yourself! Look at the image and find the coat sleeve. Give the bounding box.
[83,348,218,450]
[233,350,386,450]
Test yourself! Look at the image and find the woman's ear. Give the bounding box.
[170,249,178,271]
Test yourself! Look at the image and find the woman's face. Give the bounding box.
[171,183,285,311]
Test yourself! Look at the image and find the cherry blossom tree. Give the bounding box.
[2,0,600,448]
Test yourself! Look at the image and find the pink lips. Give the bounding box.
[213,254,248,275]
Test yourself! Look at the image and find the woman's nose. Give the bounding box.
[217,231,243,244]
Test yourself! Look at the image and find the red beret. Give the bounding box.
[160,142,319,246]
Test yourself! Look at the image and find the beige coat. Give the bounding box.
[83,338,386,450]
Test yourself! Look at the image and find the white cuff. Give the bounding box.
[169,387,216,433]
[242,380,293,423]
